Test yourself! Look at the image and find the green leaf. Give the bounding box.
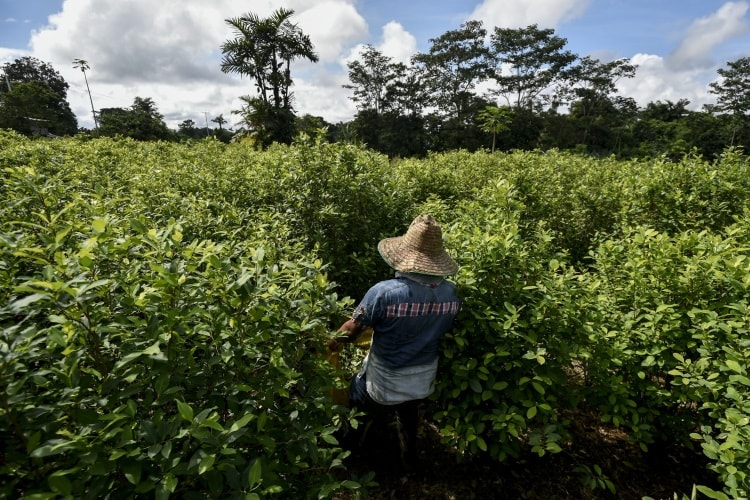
[123,462,142,485]
[114,351,143,371]
[55,225,72,243]
[9,293,47,312]
[92,217,107,233]
[469,378,482,393]
[130,218,149,233]
[30,438,75,458]
[546,442,562,453]
[493,381,509,391]
[476,436,488,451]
[230,413,255,432]
[695,485,730,500]
[725,359,743,374]
[164,473,178,493]
[177,400,194,422]
[198,454,215,475]
[248,460,262,489]
[147,444,162,459]
[142,342,162,356]
[321,433,338,445]
[201,418,224,432]
[527,406,538,419]
[48,475,72,496]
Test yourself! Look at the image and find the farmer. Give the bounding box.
[330,214,461,466]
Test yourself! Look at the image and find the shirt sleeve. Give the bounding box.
[351,283,385,328]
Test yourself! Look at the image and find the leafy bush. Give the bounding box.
[2,134,750,498]
[430,181,582,460]
[0,139,364,498]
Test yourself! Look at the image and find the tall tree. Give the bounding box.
[633,100,693,159]
[412,20,492,120]
[560,56,637,146]
[489,24,576,110]
[2,57,70,98]
[220,8,318,146]
[0,57,77,135]
[343,45,429,156]
[387,64,430,117]
[343,45,402,114]
[178,119,198,139]
[72,59,99,131]
[708,57,750,146]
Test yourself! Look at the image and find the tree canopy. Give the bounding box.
[0,57,77,136]
[490,24,577,110]
[413,20,492,120]
[709,57,750,146]
[98,96,172,141]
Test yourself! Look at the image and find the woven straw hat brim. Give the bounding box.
[378,236,458,276]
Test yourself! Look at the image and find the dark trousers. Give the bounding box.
[347,374,421,466]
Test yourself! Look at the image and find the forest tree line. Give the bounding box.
[1,10,748,160]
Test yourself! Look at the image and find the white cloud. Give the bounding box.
[294,72,357,122]
[4,18,18,23]
[31,1,232,84]
[0,47,29,62]
[667,1,749,70]
[378,21,418,64]
[469,0,591,29]
[617,2,749,111]
[618,53,716,110]
[12,0,370,129]
[296,1,368,63]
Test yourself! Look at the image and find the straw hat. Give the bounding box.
[377,214,458,276]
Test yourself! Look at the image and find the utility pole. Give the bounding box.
[204,112,209,137]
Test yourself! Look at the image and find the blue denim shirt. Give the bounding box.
[352,272,461,403]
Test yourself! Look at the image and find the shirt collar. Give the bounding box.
[395,271,445,286]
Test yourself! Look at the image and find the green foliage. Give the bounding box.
[477,105,512,152]
[0,57,78,136]
[620,149,750,235]
[98,97,174,141]
[2,134,750,498]
[431,181,578,461]
[489,24,577,110]
[0,135,380,498]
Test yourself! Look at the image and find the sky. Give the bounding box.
[1,0,748,130]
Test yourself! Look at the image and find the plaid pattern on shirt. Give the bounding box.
[386,301,461,318]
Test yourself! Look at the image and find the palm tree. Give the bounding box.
[211,114,227,131]
[221,8,318,144]
[72,58,98,131]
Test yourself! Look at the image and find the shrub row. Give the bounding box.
[2,130,749,497]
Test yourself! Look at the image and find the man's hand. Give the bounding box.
[327,318,364,352]
[327,337,344,352]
